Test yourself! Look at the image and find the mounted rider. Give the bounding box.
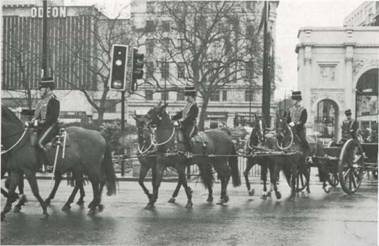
[340,109,358,144]
[171,86,199,157]
[31,77,60,165]
[286,91,310,152]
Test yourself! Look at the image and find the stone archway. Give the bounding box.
[315,99,339,139]
[355,68,378,143]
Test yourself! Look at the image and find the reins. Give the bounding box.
[151,126,176,147]
[1,127,28,155]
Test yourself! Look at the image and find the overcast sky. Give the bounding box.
[79,0,365,99]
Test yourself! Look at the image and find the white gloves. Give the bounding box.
[289,122,295,127]
[173,121,179,127]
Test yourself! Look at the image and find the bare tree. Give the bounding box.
[140,1,264,129]
[54,7,131,123]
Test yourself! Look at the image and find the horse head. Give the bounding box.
[132,113,153,153]
[145,101,169,128]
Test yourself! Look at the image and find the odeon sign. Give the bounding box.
[30,6,67,18]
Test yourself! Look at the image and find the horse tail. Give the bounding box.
[229,145,241,187]
[102,144,117,196]
[198,161,214,189]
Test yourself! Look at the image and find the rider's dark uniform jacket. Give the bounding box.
[172,102,198,131]
[341,118,358,141]
[34,93,60,146]
[172,102,198,150]
[287,105,309,151]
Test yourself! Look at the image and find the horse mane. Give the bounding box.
[1,106,23,128]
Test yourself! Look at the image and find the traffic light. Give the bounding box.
[109,44,129,91]
[131,48,144,91]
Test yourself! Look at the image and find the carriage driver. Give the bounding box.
[287,91,310,152]
[340,109,358,144]
[171,86,199,157]
[31,77,60,165]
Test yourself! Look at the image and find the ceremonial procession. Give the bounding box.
[1,0,378,245]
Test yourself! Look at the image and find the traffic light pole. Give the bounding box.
[42,0,48,78]
[121,90,125,132]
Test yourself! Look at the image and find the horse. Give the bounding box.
[244,114,309,199]
[144,102,241,208]
[133,113,211,206]
[1,106,117,220]
[1,162,27,212]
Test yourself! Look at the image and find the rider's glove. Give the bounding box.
[173,121,179,127]
[289,122,295,127]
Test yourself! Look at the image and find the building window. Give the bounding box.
[210,90,220,101]
[161,21,170,32]
[161,37,170,49]
[222,90,227,101]
[245,61,254,80]
[146,39,154,55]
[245,90,254,101]
[177,62,185,78]
[161,62,169,79]
[145,20,155,32]
[146,61,154,79]
[145,90,153,100]
[177,90,185,101]
[161,91,169,101]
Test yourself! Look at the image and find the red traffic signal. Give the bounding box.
[109,44,129,91]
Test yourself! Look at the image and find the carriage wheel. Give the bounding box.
[338,139,364,194]
[276,124,294,151]
[327,173,339,187]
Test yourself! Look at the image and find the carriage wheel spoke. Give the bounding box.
[350,171,357,190]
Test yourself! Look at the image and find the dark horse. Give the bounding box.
[133,113,209,205]
[1,106,117,220]
[144,102,241,208]
[244,115,309,199]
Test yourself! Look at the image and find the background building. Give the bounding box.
[343,1,379,27]
[128,0,279,128]
[297,12,379,141]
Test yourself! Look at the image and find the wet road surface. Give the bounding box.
[1,177,377,245]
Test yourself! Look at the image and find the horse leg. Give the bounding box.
[147,162,164,209]
[97,181,105,212]
[168,180,181,203]
[244,158,255,196]
[14,173,27,212]
[44,173,62,206]
[24,170,48,218]
[88,180,100,215]
[177,165,192,209]
[62,184,79,211]
[216,160,231,205]
[139,164,153,202]
[1,172,19,221]
[261,163,269,199]
[271,164,281,200]
[76,177,85,206]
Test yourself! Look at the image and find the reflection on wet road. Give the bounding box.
[1,179,377,245]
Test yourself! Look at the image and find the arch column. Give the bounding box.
[345,45,354,115]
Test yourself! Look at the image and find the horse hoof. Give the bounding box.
[77,200,84,207]
[14,206,21,213]
[40,212,49,220]
[261,195,267,200]
[19,195,27,205]
[87,209,96,216]
[185,202,193,209]
[267,192,272,198]
[44,199,51,206]
[1,213,5,222]
[88,202,94,209]
[275,192,282,200]
[98,204,104,212]
[145,203,154,210]
[323,186,331,193]
[62,204,71,211]
[206,196,213,203]
[168,197,176,203]
[249,189,255,196]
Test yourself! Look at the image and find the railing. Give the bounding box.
[113,154,262,178]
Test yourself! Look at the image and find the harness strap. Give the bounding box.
[152,127,176,146]
[1,128,28,155]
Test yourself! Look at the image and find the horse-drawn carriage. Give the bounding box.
[310,138,378,194]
